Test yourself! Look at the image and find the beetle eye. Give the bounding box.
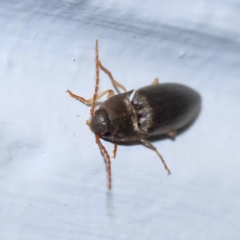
[90,110,111,135]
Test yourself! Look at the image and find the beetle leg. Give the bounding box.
[151,78,159,85]
[167,130,177,140]
[113,143,117,158]
[140,139,171,175]
[66,89,115,105]
[98,61,127,92]
[86,119,90,126]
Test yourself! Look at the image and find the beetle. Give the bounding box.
[67,39,201,190]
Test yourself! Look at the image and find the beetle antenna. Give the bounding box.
[91,40,112,190]
[90,39,100,118]
[96,134,112,190]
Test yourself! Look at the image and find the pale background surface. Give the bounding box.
[0,1,240,240]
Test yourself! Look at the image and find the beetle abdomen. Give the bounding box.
[132,83,201,136]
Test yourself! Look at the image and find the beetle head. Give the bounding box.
[90,109,111,136]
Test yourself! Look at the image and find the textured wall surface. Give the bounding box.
[1,1,240,240]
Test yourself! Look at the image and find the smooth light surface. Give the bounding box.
[1,1,240,240]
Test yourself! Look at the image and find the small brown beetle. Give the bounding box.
[67,40,201,190]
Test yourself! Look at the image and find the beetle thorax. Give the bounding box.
[92,91,145,142]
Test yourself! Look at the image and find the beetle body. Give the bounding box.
[67,39,202,189]
[90,83,201,143]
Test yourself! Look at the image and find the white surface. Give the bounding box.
[1,1,240,240]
